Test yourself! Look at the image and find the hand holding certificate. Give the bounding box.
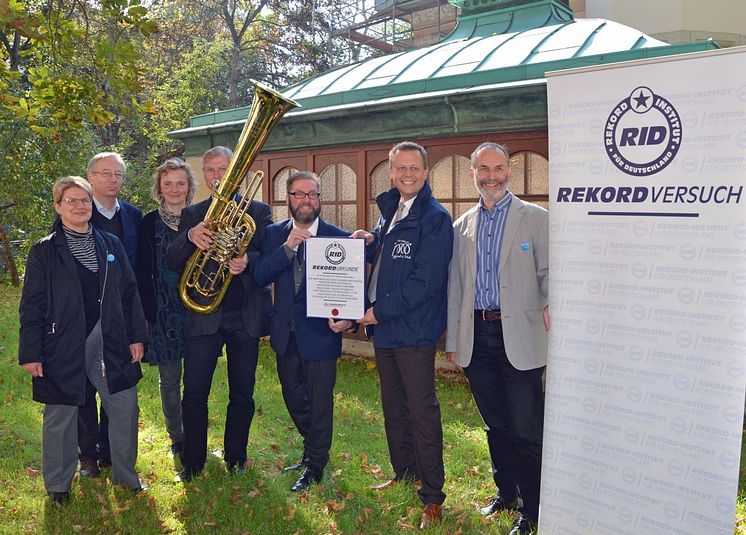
[305,237,365,320]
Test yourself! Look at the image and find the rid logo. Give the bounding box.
[604,86,682,176]
[324,241,346,265]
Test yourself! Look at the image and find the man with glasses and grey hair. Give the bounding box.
[254,170,354,493]
[77,152,143,479]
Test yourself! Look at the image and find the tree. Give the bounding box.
[0,0,156,279]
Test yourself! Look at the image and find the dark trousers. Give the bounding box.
[276,334,337,474]
[375,344,446,506]
[463,316,544,521]
[77,377,110,461]
[181,310,259,471]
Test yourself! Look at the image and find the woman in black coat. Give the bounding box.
[18,176,147,504]
[136,158,197,459]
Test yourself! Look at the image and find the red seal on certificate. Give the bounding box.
[331,308,339,316]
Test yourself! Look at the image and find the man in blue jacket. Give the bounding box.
[254,171,353,492]
[356,141,453,529]
[78,152,143,477]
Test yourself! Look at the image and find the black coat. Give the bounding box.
[136,210,163,323]
[165,197,272,338]
[18,222,147,405]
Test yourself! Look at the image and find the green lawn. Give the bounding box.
[0,284,744,534]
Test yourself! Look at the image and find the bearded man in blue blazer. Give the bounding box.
[254,170,354,492]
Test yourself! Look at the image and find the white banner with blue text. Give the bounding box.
[542,46,746,535]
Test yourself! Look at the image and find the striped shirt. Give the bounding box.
[474,192,512,310]
[63,225,98,272]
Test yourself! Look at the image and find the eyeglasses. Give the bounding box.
[91,171,124,180]
[204,166,228,175]
[60,197,93,207]
[288,191,321,200]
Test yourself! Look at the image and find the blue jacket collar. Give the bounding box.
[376,180,434,220]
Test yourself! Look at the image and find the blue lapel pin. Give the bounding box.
[520,242,530,251]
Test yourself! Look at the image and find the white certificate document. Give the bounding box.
[305,237,365,320]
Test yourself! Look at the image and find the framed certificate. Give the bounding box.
[305,237,365,320]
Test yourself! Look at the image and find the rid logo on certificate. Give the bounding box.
[305,237,365,320]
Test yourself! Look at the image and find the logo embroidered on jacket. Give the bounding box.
[391,240,412,259]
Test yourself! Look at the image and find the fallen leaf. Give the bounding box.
[284,505,296,521]
[247,487,261,498]
[25,467,40,477]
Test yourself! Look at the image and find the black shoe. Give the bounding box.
[226,460,246,475]
[79,458,100,478]
[175,466,201,482]
[98,456,112,469]
[479,495,518,516]
[283,458,308,472]
[133,480,149,493]
[48,491,70,505]
[509,515,536,535]
[170,441,184,460]
[291,467,322,492]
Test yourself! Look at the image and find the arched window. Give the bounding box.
[510,151,549,209]
[319,163,357,230]
[369,160,391,227]
[271,166,300,222]
[430,154,473,220]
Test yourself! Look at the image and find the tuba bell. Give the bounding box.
[178,81,299,314]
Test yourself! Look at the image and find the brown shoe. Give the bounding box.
[419,503,442,529]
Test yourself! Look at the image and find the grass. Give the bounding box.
[0,283,744,534]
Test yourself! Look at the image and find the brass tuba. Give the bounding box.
[178,81,299,313]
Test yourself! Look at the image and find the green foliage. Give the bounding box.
[0,0,370,272]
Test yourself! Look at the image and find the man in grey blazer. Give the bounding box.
[446,142,549,535]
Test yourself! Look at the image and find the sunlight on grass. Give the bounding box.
[1,283,743,534]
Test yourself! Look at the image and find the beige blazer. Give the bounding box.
[446,196,549,370]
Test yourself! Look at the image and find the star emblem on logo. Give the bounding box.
[630,86,654,113]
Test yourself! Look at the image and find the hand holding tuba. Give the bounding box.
[178,81,299,314]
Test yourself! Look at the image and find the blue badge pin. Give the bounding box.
[107,253,115,262]
[520,242,530,251]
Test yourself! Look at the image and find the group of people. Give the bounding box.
[18,140,548,535]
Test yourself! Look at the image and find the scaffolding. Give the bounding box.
[318,0,458,62]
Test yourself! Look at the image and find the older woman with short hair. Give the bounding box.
[136,159,197,459]
[19,176,147,504]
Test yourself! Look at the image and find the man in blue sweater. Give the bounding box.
[78,152,142,478]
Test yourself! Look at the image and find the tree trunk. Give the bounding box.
[0,223,20,286]
[229,45,240,108]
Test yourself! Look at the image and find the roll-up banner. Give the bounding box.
[543,46,746,535]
